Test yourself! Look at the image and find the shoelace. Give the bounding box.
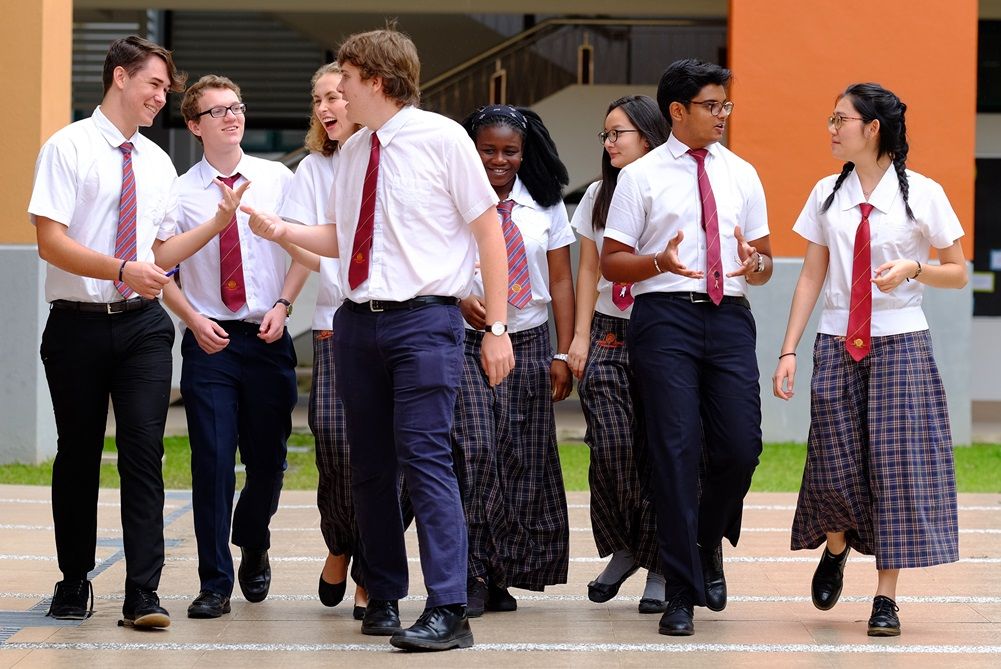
[665,593,692,613]
[873,596,899,615]
[49,580,94,618]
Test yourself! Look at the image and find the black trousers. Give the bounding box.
[40,301,174,592]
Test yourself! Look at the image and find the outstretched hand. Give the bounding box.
[659,230,703,278]
[726,226,760,278]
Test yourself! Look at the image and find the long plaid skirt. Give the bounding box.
[791,331,959,569]
[578,312,660,572]
[452,324,570,590]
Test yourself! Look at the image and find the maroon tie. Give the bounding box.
[688,148,723,305]
[498,199,532,309]
[611,282,633,311]
[114,142,137,297]
[218,174,246,312]
[846,203,875,361]
[348,133,380,290]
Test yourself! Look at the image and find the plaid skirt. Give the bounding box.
[791,331,959,569]
[452,324,570,590]
[578,312,660,572]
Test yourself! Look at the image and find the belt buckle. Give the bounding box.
[368,300,385,313]
[106,302,119,315]
[689,292,710,303]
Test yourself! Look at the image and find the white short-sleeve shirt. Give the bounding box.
[281,151,343,331]
[327,105,498,302]
[172,151,293,323]
[466,176,575,333]
[572,180,632,319]
[604,133,769,298]
[793,167,964,336]
[28,106,179,303]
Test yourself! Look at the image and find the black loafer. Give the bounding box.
[389,605,474,652]
[638,598,667,614]
[586,564,639,603]
[867,595,901,637]
[187,590,231,619]
[811,545,851,611]
[318,576,346,607]
[119,588,170,629]
[46,579,93,620]
[466,579,488,618]
[361,599,401,636]
[699,543,727,612]
[485,584,517,613]
[658,593,695,636]
[238,547,271,603]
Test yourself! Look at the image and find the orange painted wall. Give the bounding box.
[727,0,977,258]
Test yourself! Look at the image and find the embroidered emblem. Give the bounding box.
[512,283,522,293]
[316,330,333,341]
[596,332,624,349]
[354,252,365,264]
[853,338,864,348]
[225,279,239,290]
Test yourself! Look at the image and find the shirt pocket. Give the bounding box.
[383,174,430,210]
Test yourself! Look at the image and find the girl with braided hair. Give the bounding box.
[773,83,968,637]
[452,105,574,617]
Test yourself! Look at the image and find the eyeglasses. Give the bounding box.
[827,114,864,130]
[688,100,734,116]
[196,103,247,119]
[598,129,638,144]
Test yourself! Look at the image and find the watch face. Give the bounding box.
[490,321,506,336]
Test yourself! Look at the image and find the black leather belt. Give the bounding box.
[50,297,154,314]
[661,292,750,309]
[344,296,459,313]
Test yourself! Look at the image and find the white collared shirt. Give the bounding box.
[28,106,178,303]
[466,176,575,333]
[281,151,343,331]
[327,105,497,302]
[794,167,964,336]
[572,181,632,319]
[604,133,769,298]
[172,151,293,323]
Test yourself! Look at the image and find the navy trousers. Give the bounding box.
[181,321,297,597]
[628,294,762,605]
[333,302,467,608]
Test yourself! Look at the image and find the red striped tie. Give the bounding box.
[218,173,247,312]
[688,148,723,305]
[846,203,875,361]
[498,199,532,309]
[114,142,137,297]
[348,133,380,290]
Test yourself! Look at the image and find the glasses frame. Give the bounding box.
[687,99,734,116]
[598,128,639,144]
[196,103,248,119]
[827,114,864,130]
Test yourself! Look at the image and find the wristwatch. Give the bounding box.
[274,298,293,317]
[553,353,569,363]
[483,321,508,336]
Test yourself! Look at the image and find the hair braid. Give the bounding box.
[820,162,856,214]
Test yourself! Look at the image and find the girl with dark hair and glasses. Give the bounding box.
[453,105,574,617]
[773,83,967,637]
[567,95,671,614]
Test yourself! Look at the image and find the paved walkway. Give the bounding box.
[1,485,999,667]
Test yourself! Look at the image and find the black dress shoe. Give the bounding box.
[353,605,366,621]
[658,593,695,636]
[238,547,271,603]
[587,564,639,603]
[119,588,170,629]
[390,605,474,652]
[485,584,517,612]
[638,598,667,614]
[699,543,727,612]
[466,579,488,618]
[187,590,231,619]
[867,595,901,637]
[318,576,346,607]
[47,579,93,620]
[361,599,401,636]
[811,545,850,611]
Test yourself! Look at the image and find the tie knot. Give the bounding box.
[688,148,709,163]
[371,132,380,150]
[119,142,134,156]
[497,199,514,216]
[219,173,241,188]
[860,203,874,219]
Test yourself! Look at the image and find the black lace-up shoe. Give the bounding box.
[361,599,401,636]
[867,595,901,636]
[658,592,695,636]
[699,543,727,612]
[119,588,170,629]
[466,579,488,618]
[390,605,474,652]
[187,590,231,619]
[811,545,851,610]
[46,579,93,620]
[238,548,271,603]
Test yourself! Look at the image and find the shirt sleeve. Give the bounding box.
[603,168,644,248]
[546,201,575,250]
[740,166,769,242]
[281,156,320,226]
[156,171,179,241]
[918,179,965,249]
[443,126,497,224]
[27,139,78,227]
[792,181,828,247]
[571,182,600,242]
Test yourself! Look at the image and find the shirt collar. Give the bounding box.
[196,149,249,189]
[373,105,417,148]
[665,132,721,161]
[508,176,539,210]
[839,167,899,214]
[92,106,141,151]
